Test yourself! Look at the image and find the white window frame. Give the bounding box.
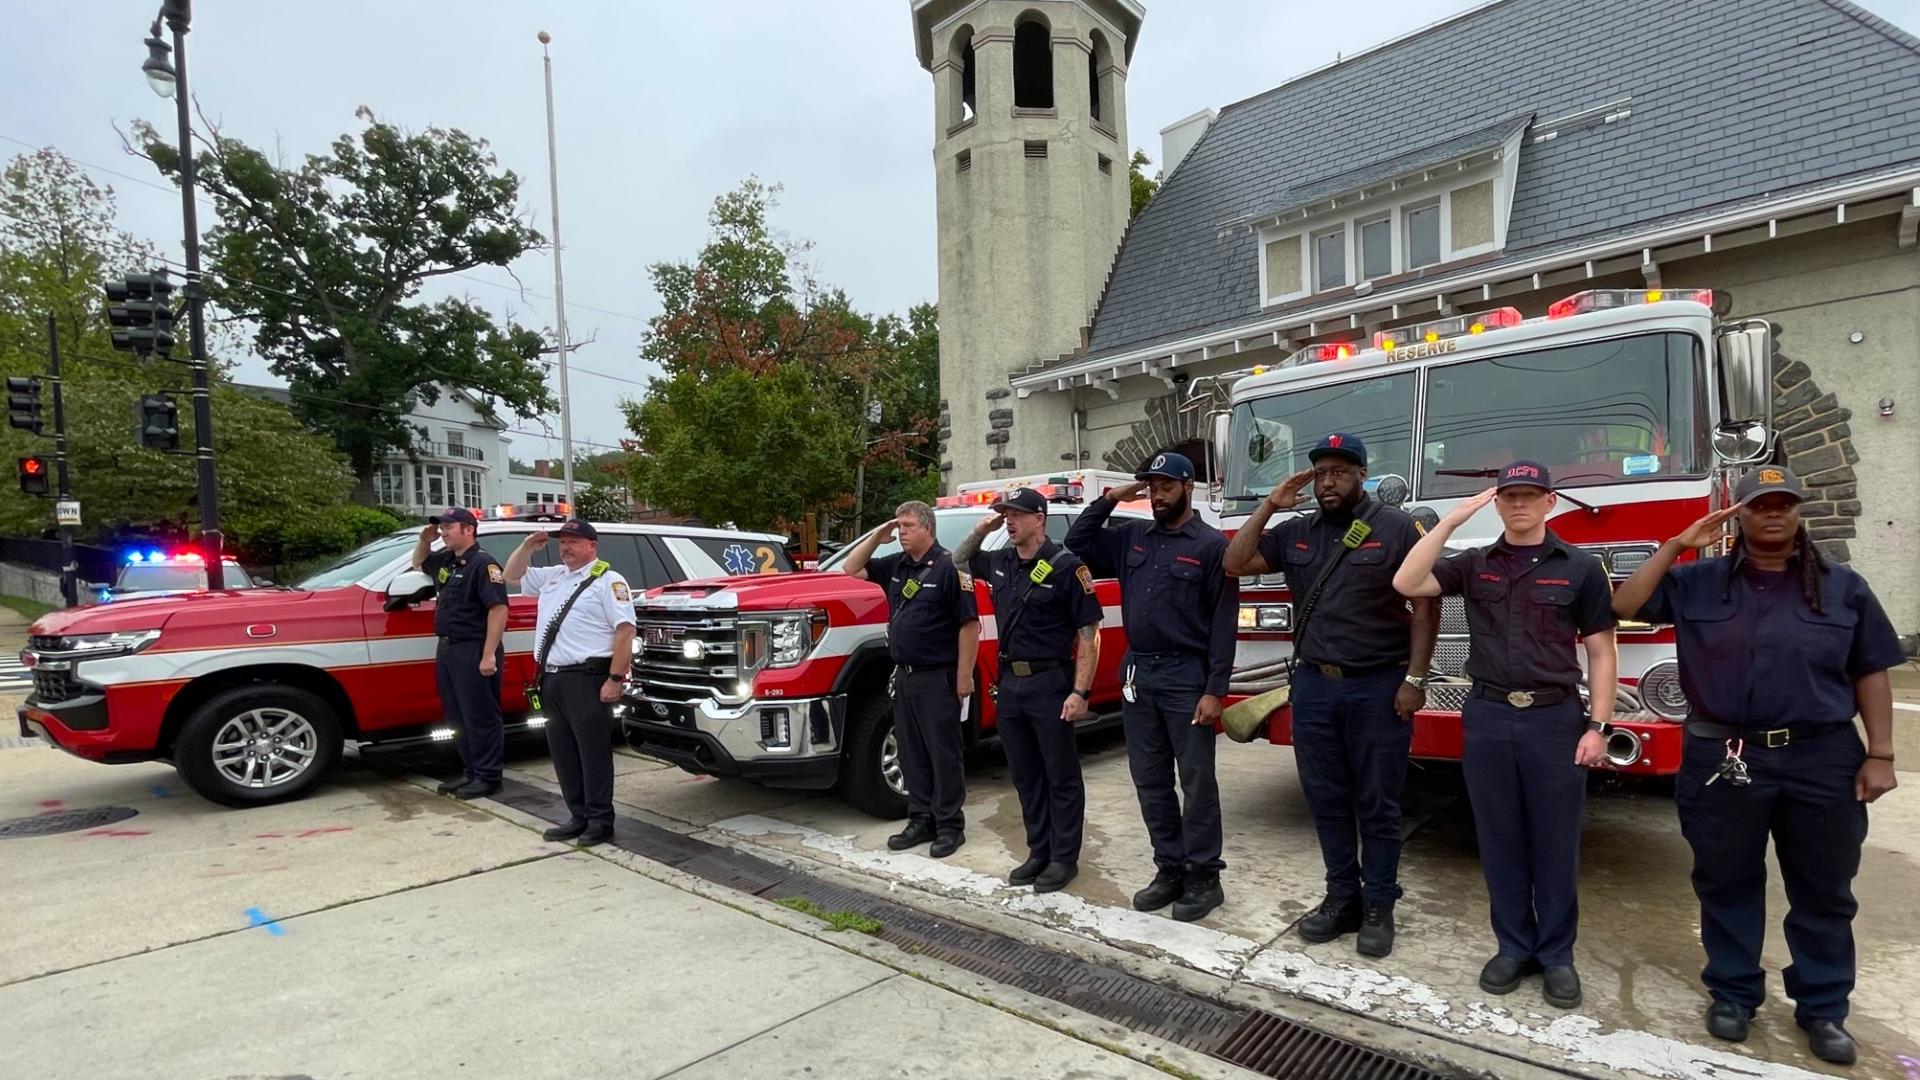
[1403,199,1443,271]
[1311,225,1349,293]
[1357,213,1394,283]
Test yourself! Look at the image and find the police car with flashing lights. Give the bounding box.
[90,550,272,603]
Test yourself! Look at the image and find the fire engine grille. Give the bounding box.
[632,610,738,701]
[32,668,84,704]
[1437,596,1468,635]
[485,776,1463,1080]
[1431,639,1471,678]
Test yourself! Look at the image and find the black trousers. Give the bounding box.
[1676,729,1867,1022]
[1122,651,1223,876]
[542,669,617,827]
[1288,666,1413,903]
[435,638,503,783]
[995,665,1085,864]
[894,665,966,834]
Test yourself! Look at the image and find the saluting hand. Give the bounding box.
[1671,506,1740,549]
[1856,758,1898,803]
[524,530,552,549]
[874,520,900,544]
[1192,693,1222,728]
[1109,481,1148,503]
[1266,467,1316,513]
[1441,486,1497,527]
[418,523,438,541]
[973,510,1007,536]
[1574,730,1608,768]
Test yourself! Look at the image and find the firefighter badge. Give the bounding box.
[487,563,504,584]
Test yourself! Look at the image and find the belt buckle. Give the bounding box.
[1764,728,1791,749]
[1507,690,1535,708]
[1316,663,1342,679]
[1011,661,1033,677]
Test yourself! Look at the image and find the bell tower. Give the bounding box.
[911,0,1143,486]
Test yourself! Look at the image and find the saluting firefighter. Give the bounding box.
[411,506,510,800]
[841,500,981,858]
[954,487,1103,894]
[1393,462,1616,1010]
[503,519,637,849]
[1223,433,1439,959]
[1067,452,1239,923]
[1610,466,1901,1066]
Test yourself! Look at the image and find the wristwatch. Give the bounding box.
[1403,675,1431,690]
[1070,688,1091,701]
[1586,720,1613,735]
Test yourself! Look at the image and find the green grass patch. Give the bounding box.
[774,896,883,935]
[0,594,55,622]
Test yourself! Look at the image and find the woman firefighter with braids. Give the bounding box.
[1612,465,1903,1067]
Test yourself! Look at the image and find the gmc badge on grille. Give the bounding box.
[642,627,683,648]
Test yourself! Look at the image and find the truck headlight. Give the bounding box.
[57,629,162,657]
[768,610,829,667]
[1237,604,1292,631]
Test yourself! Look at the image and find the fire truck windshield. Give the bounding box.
[1226,331,1708,505]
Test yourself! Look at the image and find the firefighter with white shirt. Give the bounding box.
[503,519,637,847]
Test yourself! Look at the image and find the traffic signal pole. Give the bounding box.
[165,3,223,590]
[46,313,76,608]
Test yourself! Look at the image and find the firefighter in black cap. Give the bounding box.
[503,518,636,848]
[1067,451,1238,923]
[1610,465,1901,1066]
[411,506,510,799]
[954,487,1104,893]
[1394,461,1615,1010]
[1224,431,1438,959]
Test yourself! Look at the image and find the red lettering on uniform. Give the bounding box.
[1360,541,1382,549]
[1294,542,1310,550]
[1174,555,1203,566]
[1537,578,1571,585]
[1505,464,1541,480]
[1478,572,1503,582]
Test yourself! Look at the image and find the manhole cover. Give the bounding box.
[0,806,140,838]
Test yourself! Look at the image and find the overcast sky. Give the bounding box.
[6,0,1919,465]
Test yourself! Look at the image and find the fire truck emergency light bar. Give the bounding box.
[1373,307,1523,351]
[1548,288,1712,319]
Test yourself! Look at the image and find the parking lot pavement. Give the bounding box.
[606,728,1920,1080]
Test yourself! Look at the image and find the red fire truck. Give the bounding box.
[1210,288,1776,774]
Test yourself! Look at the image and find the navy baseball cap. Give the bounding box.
[554,518,599,542]
[991,487,1048,515]
[431,506,477,527]
[1734,465,1804,505]
[1136,451,1195,482]
[1307,432,1367,467]
[1497,460,1553,491]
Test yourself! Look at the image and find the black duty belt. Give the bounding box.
[1473,683,1576,709]
[1686,719,1848,748]
[1000,658,1064,677]
[896,662,955,674]
[548,657,614,675]
[1298,659,1403,680]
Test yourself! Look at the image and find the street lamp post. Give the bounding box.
[143,0,224,589]
[537,31,576,509]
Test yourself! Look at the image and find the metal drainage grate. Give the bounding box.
[486,778,1450,1080]
[0,806,139,838]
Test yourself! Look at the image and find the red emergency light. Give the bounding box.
[1373,307,1524,351]
[1548,289,1714,320]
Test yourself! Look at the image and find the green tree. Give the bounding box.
[573,481,630,523]
[1129,149,1159,219]
[0,149,356,554]
[855,302,940,526]
[129,109,555,492]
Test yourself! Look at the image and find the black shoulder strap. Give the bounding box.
[1289,500,1378,666]
[535,560,610,672]
[994,546,1058,653]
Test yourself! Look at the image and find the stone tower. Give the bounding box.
[911,0,1143,487]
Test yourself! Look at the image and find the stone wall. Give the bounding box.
[1772,354,1860,562]
[1103,391,1208,473]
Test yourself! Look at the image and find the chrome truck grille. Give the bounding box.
[631,611,738,703]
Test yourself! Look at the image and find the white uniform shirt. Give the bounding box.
[522,560,637,667]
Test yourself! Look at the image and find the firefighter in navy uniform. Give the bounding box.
[1394,462,1616,1010]
[410,507,511,800]
[841,500,981,858]
[1611,466,1902,1067]
[1223,432,1439,959]
[953,487,1104,894]
[502,519,637,849]
[1067,452,1239,923]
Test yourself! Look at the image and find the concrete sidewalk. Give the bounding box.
[0,748,1232,1080]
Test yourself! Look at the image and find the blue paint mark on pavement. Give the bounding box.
[149,785,173,798]
[244,907,286,936]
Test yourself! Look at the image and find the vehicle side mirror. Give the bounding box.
[1713,320,1775,464]
[1207,409,1231,510]
[384,569,435,611]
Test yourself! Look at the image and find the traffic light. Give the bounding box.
[17,455,49,496]
[134,394,180,452]
[6,376,42,435]
[104,273,176,357]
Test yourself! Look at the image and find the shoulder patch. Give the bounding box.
[611,580,631,602]
[957,568,974,590]
[1075,565,1095,595]
[487,563,504,584]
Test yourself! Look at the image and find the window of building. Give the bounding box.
[460,468,483,508]
[1013,16,1053,109]
[1089,30,1109,124]
[1263,235,1303,302]
[949,24,976,127]
[446,429,464,451]
[1312,228,1347,292]
[1358,216,1392,281]
[419,464,448,508]
[374,462,407,507]
[1406,202,1441,269]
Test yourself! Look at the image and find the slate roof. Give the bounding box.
[1078,0,1920,366]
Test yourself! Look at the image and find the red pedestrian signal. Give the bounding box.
[17,455,50,496]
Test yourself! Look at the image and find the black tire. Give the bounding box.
[173,685,343,808]
[840,690,908,820]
